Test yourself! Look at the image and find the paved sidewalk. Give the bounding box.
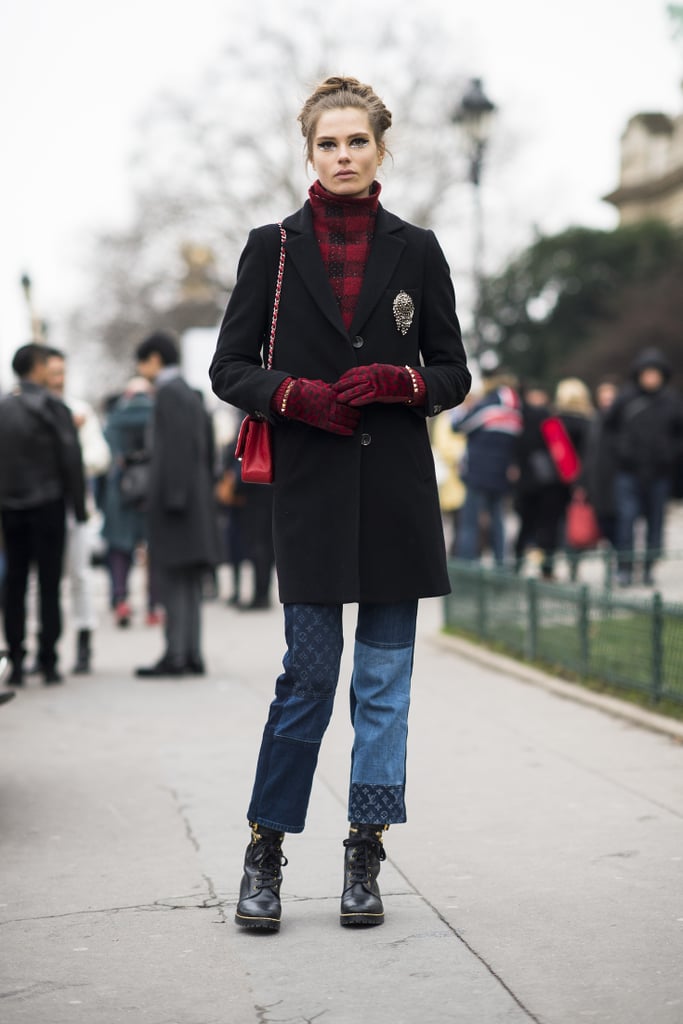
[1,573,682,1023]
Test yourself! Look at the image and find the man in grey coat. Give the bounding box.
[133,331,219,677]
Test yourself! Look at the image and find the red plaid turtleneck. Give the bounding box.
[309,179,381,330]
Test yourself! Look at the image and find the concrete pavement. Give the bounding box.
[1,570,683,1024]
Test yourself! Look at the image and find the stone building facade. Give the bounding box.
[603,111,683,227]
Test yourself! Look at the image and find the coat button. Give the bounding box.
[433,404,442,414]
[352,335,365,349]
[360,433,371,446]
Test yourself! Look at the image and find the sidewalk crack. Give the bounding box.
[387,858,543,1024]
[167,788,227,923]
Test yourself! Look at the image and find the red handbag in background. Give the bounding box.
[540,416,581,484]
[565,489,601,549]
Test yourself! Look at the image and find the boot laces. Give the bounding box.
[251,836,288,892]
[343,835,386,884]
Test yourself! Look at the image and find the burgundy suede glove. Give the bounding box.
[272,377,360,436]
[332,363,425,406]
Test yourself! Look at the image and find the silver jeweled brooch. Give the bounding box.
[392,290,414,336]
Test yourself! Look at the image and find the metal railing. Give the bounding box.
[443,560,683,706]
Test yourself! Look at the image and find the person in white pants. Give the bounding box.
[45,349,111,673]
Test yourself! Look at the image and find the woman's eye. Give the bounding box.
[317,140,335,151]
[350,137,369,148]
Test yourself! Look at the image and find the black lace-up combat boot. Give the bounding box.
[340,823,388,927]
[235,822,288,931]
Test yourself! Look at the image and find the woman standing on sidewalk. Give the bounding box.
[210,75,470,932]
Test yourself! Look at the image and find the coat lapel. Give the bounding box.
[282,206,347,335]
[349,208,405,335]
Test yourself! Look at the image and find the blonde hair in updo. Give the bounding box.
[298,76,392,162]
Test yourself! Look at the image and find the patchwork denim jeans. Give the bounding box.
[247,600,418,833]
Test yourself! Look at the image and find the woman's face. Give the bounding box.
[310,108,382,198]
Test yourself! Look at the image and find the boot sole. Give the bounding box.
[340,913,384,927]
[235,912,281,932]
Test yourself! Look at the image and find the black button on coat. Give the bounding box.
[209,202,471,604]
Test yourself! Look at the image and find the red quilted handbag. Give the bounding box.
[235,223,286,485]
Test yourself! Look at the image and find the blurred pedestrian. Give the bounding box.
[583,376,620,548]
[215,439,276,609]
[451,370,522,567]
[101,376,159,626]
[45,347,111,673]
[431,410,467,558]
[215,439,247,605]
[0,343,86,685]
[605,347,683,586]
[512,384,553,575]
[513,379,592,580]
[210,75,470,931]
[552,378,594,581]
[134,332,220,676]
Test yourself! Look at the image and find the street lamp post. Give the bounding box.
[20,273,46,342]
[451,78,497,365]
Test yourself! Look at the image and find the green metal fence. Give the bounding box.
[443,560,683,705]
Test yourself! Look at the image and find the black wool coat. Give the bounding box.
[147,376,220,570]
[209,202,471,604]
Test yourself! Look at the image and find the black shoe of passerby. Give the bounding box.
[340,823,388,927]
[135,656,186,678]
[43,667,64,685]
[235,822,287,931]
[72,630,91,674]
[0,690,16,705]
[8,665,24,687]
[184,657,206,675]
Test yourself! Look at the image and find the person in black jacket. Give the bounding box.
[451,371,522,566]
[0,343,86,685]
[210,75,470,932]
[133,332,220,677]
[583,377,620,548]
[606,347,683,586]
[513,379,593,580]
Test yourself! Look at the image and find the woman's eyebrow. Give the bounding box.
[315,131,371,141]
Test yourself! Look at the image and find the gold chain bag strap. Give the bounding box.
[234,222,286,484]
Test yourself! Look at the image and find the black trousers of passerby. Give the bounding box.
[242,490,274,606]
[1,499,66,670]
[160,565,204,665]
[514,485,567,578]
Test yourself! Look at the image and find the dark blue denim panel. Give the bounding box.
[247,727,323,834]
[282,603,344,698]
[354,599,418,649]
[349,783,406,824]
[247,603,344,832]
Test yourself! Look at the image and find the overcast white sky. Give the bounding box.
[0,0,681,389]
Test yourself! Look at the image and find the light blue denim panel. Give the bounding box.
[347,600,417,824]
[350,637,413,785]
